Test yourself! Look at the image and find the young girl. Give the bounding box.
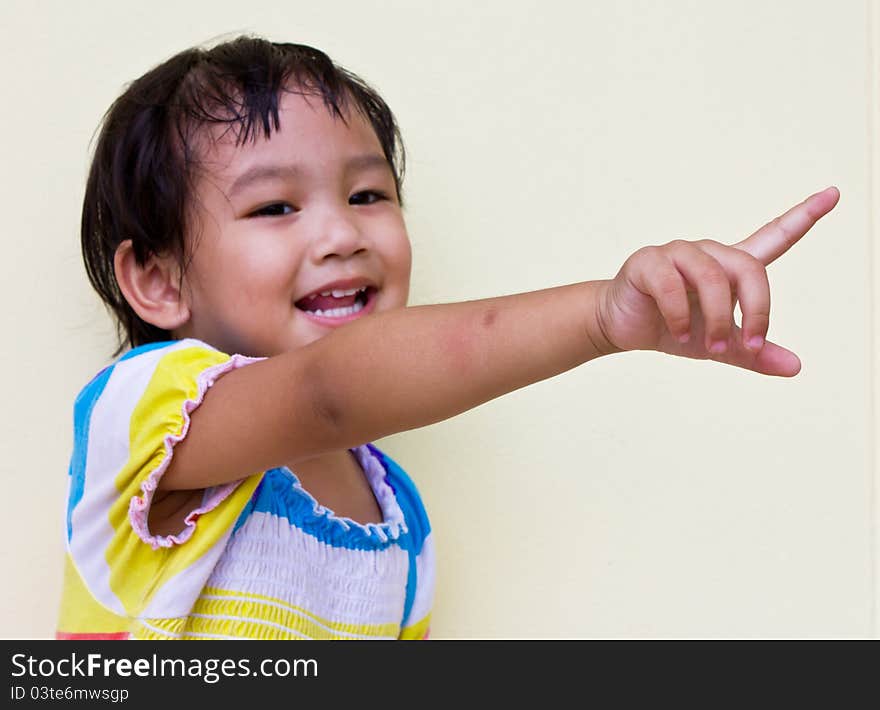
[57,36,839,640]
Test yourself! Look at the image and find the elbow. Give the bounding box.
[310,386,345,434]
[299,347,351,448]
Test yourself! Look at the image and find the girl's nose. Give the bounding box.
[310,206,368,262]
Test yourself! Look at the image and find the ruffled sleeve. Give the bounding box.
[65,339,264,620]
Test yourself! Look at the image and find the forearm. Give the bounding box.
[304,279,618,449]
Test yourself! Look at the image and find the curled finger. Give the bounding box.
[642,260,691,343]
[667,241,733,353]
[697,240,771,352]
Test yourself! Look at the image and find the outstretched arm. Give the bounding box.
[160,187,839,491]
[597,186,840,375]
[163,279,612,490]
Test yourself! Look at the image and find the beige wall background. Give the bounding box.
[0,0,875,638]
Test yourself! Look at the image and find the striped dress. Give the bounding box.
[57,339,434,640]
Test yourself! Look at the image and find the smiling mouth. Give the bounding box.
[295,286,376,320]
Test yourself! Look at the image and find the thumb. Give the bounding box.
[717,338,801,377]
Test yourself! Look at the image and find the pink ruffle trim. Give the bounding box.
[129,353,262,550]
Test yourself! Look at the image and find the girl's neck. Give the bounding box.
[288,449,384,525]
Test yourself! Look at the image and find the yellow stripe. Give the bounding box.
[197,586,400,638]
[107,346,262,616]
[184,613,382,639]
[130,591,420,640]
[57,554,129,635]
[131,617,185,640]
[399,613,431,640]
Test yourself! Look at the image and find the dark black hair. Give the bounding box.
[81,36,405,354]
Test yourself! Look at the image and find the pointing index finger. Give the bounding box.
[733,186,840,265]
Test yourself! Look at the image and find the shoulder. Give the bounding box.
[74,338,218,399]
[73,339,242,417]
[69,338,247,500]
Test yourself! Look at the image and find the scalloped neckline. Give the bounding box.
[280,445,407,541]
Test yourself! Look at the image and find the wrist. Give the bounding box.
[584,280,622,358]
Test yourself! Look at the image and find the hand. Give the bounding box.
[595,187,840,376]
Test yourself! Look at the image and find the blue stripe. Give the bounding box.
[245,467,403,552]
[66,364,115,540]
[121,340,179,361]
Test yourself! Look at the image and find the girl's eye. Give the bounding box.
[249,202,295,218]
[349,191,387,206]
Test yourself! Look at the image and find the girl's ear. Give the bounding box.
[114,240,191,331]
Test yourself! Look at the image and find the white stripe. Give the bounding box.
[403,532,436,628]
[206,511,409,625]
[198,595,395,639]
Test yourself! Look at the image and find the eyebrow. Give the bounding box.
[228,154,391,196]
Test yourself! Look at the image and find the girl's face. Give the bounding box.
[174,90,412,357]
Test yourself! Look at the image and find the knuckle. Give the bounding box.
[699,266,728,288]
[665,238,690,252]
[656,271,683,296]
[629,245,658,264]
[745,257,769,282]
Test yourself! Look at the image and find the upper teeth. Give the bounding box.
[310,286,367,299]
